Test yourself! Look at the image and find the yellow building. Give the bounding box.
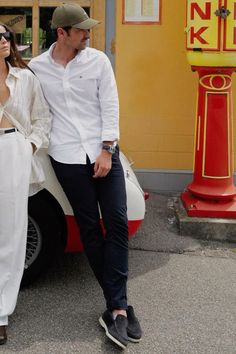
[116,0,197,192]
[1,0,235,192]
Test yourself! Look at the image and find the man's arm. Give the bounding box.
[94,55,119,178]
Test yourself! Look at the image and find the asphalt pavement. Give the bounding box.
[1,193,236,354]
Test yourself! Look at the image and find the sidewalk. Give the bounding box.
[128,192,236,354]
[1,192,236,354]
[130,192,236,255]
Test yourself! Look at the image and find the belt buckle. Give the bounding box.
[0,130,5,135]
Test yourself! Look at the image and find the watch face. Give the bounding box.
[102,143,116,154]
[110,146,116,154]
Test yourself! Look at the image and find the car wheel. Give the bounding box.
[21,189,67,287]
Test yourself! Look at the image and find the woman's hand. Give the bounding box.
[31,142,37,154]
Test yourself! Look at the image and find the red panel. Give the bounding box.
[204,93,228,177]
[65,215,82,253]
[64,215,144,253]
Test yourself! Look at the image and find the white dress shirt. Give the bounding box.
[1,63,51,189]
[29,44,120,164]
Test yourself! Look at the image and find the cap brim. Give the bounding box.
[72,18,100,30]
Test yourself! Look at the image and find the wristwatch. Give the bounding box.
[102,142,117,154]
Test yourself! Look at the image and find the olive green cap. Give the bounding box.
[51,3,100,30]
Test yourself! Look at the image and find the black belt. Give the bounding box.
[0,128,17,135]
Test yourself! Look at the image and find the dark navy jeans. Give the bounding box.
[50,149,129,311]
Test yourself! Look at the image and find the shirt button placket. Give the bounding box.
[63,69,71,111]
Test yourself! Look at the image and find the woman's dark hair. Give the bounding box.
[0,22,28,69]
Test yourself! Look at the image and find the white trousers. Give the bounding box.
[0,131,32,325]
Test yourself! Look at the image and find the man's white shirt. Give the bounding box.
[29,44,119,164]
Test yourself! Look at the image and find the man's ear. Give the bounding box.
[57,28,65,37]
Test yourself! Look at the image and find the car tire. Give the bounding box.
[21,189,67,287]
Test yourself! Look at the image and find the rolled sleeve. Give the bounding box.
[27,76,52,153]
[99,56,120,142]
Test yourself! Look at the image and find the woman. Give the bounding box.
[0,23,51,344]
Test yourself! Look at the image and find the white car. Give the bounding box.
[22,150,148,285]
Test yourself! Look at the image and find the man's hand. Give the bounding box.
[93,150,112,178]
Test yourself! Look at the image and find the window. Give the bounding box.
[38,7,89,54]
[0,7,32,58]
[0,1,104,59]
[39,7,55,54]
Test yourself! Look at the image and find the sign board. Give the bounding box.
[186,0,236,52]
[186,0,220,51]
[0,15,26,33]
[123,0,161,24]
[224,1,236,50]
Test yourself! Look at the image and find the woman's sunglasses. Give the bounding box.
[0,32,11,41]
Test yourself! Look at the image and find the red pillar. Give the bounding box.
[181,66,236,218]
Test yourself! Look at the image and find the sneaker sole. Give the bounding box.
[99,316,127,350]
[127,335,142,343]
[0,338,7,345]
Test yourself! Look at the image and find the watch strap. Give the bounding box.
[102,142,116,154]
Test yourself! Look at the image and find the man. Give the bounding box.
[29,4,142,349]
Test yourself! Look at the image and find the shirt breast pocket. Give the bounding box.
[72,75,99,100]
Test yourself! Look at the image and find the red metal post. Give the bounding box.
[181,66,236,217]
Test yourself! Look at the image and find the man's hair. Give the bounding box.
[53,26,72,40]
[0,22,28,69]
[62,26,72,33]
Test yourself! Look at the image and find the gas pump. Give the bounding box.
[182,0,236,218]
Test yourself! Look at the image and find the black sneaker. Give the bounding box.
[127,305,142,342]
[99,310,128,349]
[0,326,7,345]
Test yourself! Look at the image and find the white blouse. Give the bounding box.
[0,63,52,193]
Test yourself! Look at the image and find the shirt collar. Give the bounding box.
[76,49,85,63]
[7,62,20,79]
[48,42,86,64]
[48,42,56,61]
